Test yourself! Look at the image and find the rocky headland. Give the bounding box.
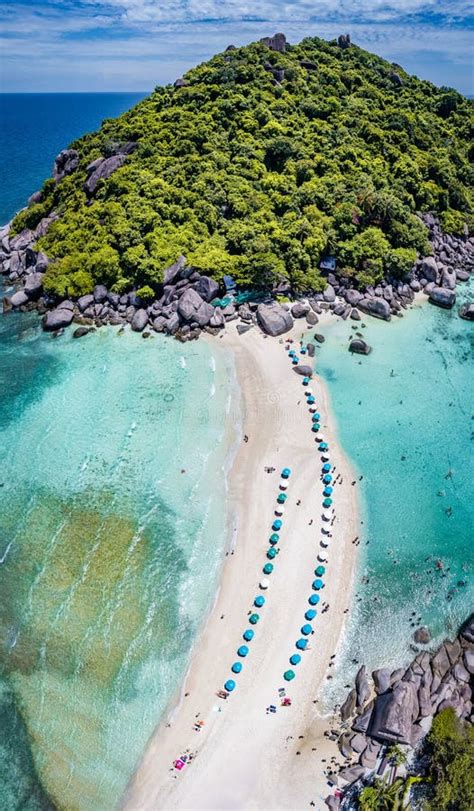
[324,614,474,808]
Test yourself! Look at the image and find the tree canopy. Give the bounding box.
[12,36,473,298]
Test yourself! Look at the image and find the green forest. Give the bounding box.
[12,35,474,299]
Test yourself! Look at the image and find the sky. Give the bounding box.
[0,1,473,94]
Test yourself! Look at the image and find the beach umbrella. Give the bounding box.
[288,350,295,357]
[312,413,321,421]
[323,498,333,508]
[232,662,243,674]
[259,578,270,589]
[301,623,312,635]
[307,396,315,405]
[317,554,327,563]
[321,454,330,462]
[290,654,301,666]
[301,347,306,355]
[267,547,277,560]
[296,638,308,650]
[249,613,260,625]
[322,511,332,521]
[292,357,299,365]
[243,629,254,641]
[263,563,274,575]
[281,468,292,479]
[323,486,333,496]
[322,463,331,472]
[284,669,296,681]
[225,679,236,692]
[269,533,280,544]
[275,507,284,516]
[315,565,326,576]
[279,481,288,491]
[305,389,313,397]
[254,595,265,607]
[308,594,320,606]
[323,474,332,484]
[303,377,310,386]
[309,407,318,414]
[277,493,287,503]
[272,520,282,531]
[312,579,323,590]
[319,442,328,451]
[237,645,249,657]
[312,424,321,432]
[305,609,317,621]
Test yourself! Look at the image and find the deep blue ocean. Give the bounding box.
[0,93,146,224]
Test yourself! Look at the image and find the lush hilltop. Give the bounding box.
[12,34,474,299]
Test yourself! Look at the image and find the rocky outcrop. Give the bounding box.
[338,34,351,49]
[428,286,456,309]
[358,297,391,321]
[42,307,74,331]
[84,154,127,197]
[291,302,310,318]
[349,339,371,355]
[53,149,79,181]
[256,302,293,336]
[459,302,474,321]
[260,33,287,52]
[131,309,149,332]
[293,365,313,377]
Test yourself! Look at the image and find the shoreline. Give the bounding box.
[122,319,361,811]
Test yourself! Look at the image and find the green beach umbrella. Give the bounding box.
[315,565,326,576]
[263,563,274,575]
[249,613,260,624]
[312,424,321,432]
[269,533,280,545]
[277,493,287,503]
[267,547,277,560]
[281,468,292,478]
[312,413,321,421]
[323,498,333,507]
[284,669,296,681]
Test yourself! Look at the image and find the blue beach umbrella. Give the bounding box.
[269,533,279,545]
[305,609,317,621]
[263,563,274,575]
[225,679,236,692]
[323,486,333,496]
[307,396,315,405]
[301,623,312,635]
[303,377,310,385]
[243,629,254,641]
[254,595,265,607]
[288,350,295,357]
[323,498,333,507]
[238,645,249,657]
[323,474,332,484]
[301,347,306,355]
[290,654,301,666]
[322,463,331,472]
[292,357,299,365]
[308,594,320,606]
[281,468,292,479]
[284,669,296,681]
[296,638,308,650]
[231,662,243,674]
[267,547,277,560]
[272,520,282,531]
[319,442,328,451]
[249,613,260,625]
[315,565,326,576]
[312,413,321,422]
[312,579,323,590]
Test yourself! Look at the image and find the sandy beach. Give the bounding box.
[122,319,361,811]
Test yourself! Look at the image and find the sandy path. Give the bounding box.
[122,322,360,811]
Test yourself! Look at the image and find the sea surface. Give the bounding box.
[0,94,239,810]
[310,285,474,706]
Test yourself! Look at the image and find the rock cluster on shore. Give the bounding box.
[325,615,474,807]
[1,210,473,340]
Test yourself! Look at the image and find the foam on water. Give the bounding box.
[0,307,239,810]
[310,282,474,706]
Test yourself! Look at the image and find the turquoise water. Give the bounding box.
[0,304,238,810]
[312,283,473,703]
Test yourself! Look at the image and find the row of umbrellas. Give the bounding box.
[223,467,293,694]
[283,343,332,682]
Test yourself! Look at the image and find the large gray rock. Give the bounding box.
[306,311,319,326]
[195,301,215,327]
[42,307,74,331]
[256,302,293,336]
[350,733,367,753]
[461,615,474,645]
[53,148,79,181]
[93,284,108,303]
[338,733,354,759]
[193,275,219,302]
[453,661,470,683]
[340,689,356,722]
[10,290,29,307]
[429,287,456,309]
[355,666,371,709]
[165,313,180,334]
[84,154,127,196]
[291,301,310,318]
[307,343,315,357]
[293,365,313,377]
[338,765,366,785]
[323,284,336,303]
[359,739,381,769]
[372,668,391,695]
[178,288,205,321]
[445,638,462,666]
[24,272,44,298]
[164,255,187,285]
[352,703,373,734]
[78,294,94,312]
[345,289,363,306]
[358,297,391,321]
[459,302,474,321]
[131,309,149,332]
[421,256,439,283]
[57,300,74,311]
[441,268,456,290]
[349,339,371,355]
[368,681,417,744]
[414,627,431,644]
[152,316,167,333]
[10,230,33,252]
[431,644,451,681]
